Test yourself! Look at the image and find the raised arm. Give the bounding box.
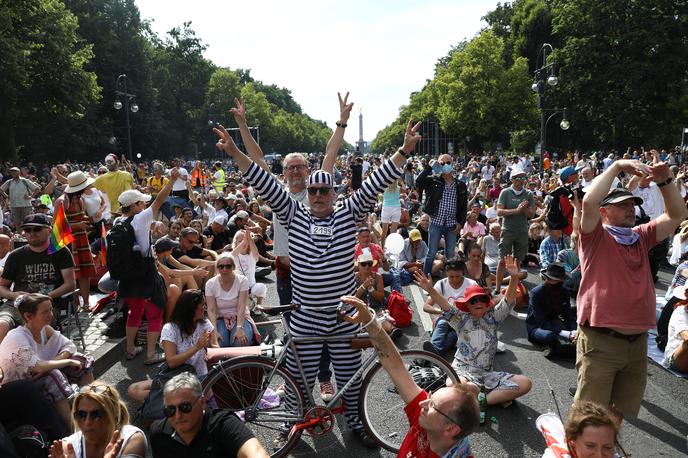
[151,168,179,215]
[413,270,453,312]
[322,92,353,174]
[649,162,688,242]
[230,98,270,173]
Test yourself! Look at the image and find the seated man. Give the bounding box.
[151,372,269,458]
[525,263,577,358]
[538,227,569,269]
[422,259,476,355]
[203,215,231,252]
[0,214,75,334]
[172,227,218,285]
[663,286,688,372]
[340,295,479,457]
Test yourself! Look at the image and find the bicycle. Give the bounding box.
[201,303,459,457]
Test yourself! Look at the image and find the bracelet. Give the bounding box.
[396,148,410,158]
[362,308,377,328]
[657,177,673,188]
[336,121,347,128]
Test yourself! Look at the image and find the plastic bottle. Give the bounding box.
[478,391,487,425]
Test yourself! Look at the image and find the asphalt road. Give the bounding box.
[99,266,688,457]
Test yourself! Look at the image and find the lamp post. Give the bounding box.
[532,43,559,168]
[114,74,138,162]
[542,108,570,154]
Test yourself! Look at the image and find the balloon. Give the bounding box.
[385,233,404,255]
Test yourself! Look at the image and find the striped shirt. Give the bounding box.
[245,159,402,334]
[432,180,457,227]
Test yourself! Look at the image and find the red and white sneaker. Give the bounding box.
[319,380,335,402]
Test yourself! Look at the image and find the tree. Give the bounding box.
[0,0,100,162]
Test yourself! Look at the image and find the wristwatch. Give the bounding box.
[336,121,347,128]
[396,148,410,158]
[657,177,673,187]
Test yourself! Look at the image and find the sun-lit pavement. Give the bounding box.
[95,266,688,457]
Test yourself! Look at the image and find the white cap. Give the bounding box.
[118,189,152,207]
[235,210,249,219]
[510,168,526,179]
[211,215,227,226]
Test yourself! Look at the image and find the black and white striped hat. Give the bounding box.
[308,170,333,187]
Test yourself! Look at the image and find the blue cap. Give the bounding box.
[559,166,577,182]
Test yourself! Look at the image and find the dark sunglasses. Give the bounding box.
[74,409,105,422]
[217,263,234,270]
[163,397,200,418]
[438,161,451,166]
[23,226,46,233]
[469,296,489,305]
[307,187,331,196]
[359,261,373,267]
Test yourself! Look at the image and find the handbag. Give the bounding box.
[141,362,196,420]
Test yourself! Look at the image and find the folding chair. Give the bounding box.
[58,289,86,351]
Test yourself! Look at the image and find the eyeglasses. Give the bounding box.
[23,227,46,233]
[359,261,373,267]
[428,397,458,425]
[163,397,200,418]
[512,176,525,181]
[468,296,489,305]
[307,187,331,196]
[286,164,307,172]
[74,409,105,422]
[217,263,234,270]
[438,161,451,166]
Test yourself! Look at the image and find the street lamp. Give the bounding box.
[114,74,139,162]
[532,43,561,167]
[208,102,216,127]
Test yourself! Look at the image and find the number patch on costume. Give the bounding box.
[310,225,333,236]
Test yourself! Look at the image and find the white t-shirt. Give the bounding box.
[434,277,477,304]
[128,206,154,257]
[66,424,145,458]
[160,319,214,375]
[169,167,189,191]
[481,165,495,181]
[664,306,688,368]
[235,252,258,286]
[205,274,250,319]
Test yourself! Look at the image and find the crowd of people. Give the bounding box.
[0,91,686,457]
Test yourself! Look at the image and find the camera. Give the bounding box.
[551,184,584,201]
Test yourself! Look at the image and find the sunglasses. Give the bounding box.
[163,397,200,418]
[78,384,112,395]
[307,187,331,196]
[428,397,458,425]
[217,263,234,270]
[23,226,46,233]
[468,296,489,305]
[359,261,373,267]
[438,161,451,166]
[74,409,105,422]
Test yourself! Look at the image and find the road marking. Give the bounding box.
[409,284,433,334]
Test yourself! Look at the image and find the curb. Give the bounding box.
[92,336,125,378]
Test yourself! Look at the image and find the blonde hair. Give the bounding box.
[71,381,129,442]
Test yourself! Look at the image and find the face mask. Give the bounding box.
[442,164,453,174]
[432,163,442,175]
[511,186,524,195]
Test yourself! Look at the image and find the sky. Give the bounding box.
[135,0,500,146]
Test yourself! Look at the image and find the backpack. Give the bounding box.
[9,425,48,458]
[545,192,569,231]
[106,216,147,280]
[141,363,197,421]
[386,290,413,328]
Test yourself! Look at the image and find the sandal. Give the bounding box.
[126,346,143,360]
[144,353,165,365]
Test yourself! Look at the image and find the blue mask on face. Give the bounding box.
[442,164,453,174]
[432,163,442,174]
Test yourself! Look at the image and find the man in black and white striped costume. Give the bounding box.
[215,114,423,446]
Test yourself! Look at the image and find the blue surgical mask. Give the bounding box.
[442,164,453,174]
[432,163,442,175]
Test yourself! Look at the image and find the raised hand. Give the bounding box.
[412,270,433,291]
[649,162,671,183]
[213,125,241,157]
[504,254,520,278]
[338,92,353,124]
[615,159,651,178]
[230,98,247,125]
[169,167,180,181]
[339,295,374,325]
[401,120,422,153]
[103,430,124,458]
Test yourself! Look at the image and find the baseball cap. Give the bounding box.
[118,189,152,207]
[309,170,333,187]
[599,188,643,207]
[21,213,52,229]
[409,229,422,241]
[558,166,577,181]
[104,153,118,165]
[211,215,227,226]
[510,169,526,179]
[235,210,249,219]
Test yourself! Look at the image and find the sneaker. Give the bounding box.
[542,345,555,359]
[351,428,378,449]
[320,380,335,402]
[496,340,506,353]
[422,340,439,355]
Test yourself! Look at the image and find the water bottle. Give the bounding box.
[477,391,487,425]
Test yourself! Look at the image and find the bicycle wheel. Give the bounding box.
[202,356,305,457]
[358,349,459,452]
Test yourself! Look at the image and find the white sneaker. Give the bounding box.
[320,380,335,402]
[496,340,506,353]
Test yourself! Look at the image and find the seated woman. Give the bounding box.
[524,222,544,267]
[0,293,94,428]
[415,256,532,409]
[525,263,577,359]
[128,290,218,403]
[52,381,146,458]
[663,286,688,372]
[189,219,208,248]
[458,211,486,256]
[465,245,494,290]
[537,400,622,458]
[205,253,261,348]
[231,230,268,308]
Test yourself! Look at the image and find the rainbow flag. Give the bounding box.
[47,206,75,254]
[99,221,107,266]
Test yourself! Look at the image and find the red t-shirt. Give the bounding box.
[354,243,385,273]
[577,219,658,329]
